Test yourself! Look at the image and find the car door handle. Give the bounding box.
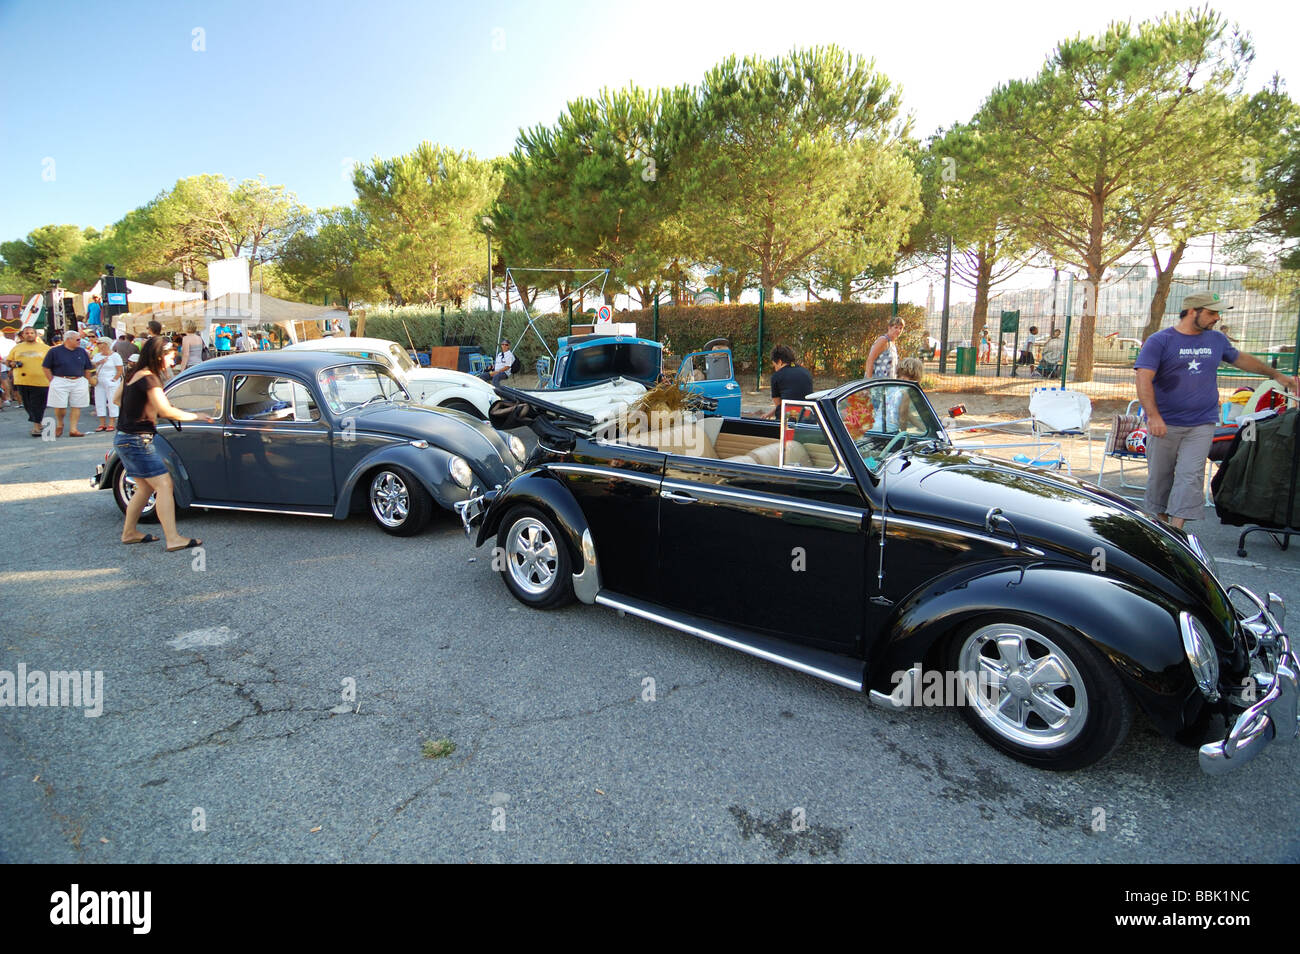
[223,431,246,439]
[660,490,697,504]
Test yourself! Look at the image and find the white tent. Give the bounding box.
[82,279,202,315]
[121,292,349,344]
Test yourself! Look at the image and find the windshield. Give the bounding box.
[564,342,662,386]
[835,380,945,473]
[387,343,416,372]
[317,364,409,415]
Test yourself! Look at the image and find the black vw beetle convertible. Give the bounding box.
[92,352,526,535]
[458,379,1298,774]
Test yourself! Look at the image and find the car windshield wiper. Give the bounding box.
[353,393,389,412]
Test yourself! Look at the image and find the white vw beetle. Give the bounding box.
[284,336,498,418]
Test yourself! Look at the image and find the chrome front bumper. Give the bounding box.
[453,490,492,541]
[1199,587,1299,776]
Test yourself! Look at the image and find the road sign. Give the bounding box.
[596,305,612,324]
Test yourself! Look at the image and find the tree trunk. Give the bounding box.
[970,245,993,345]
[1143,240,1187,341]
[725,275,745,303]
[1073,192,1107,383]
[1073,264,1104,383]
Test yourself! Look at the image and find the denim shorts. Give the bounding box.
[114,431,168,479]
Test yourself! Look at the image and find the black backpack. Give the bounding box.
[510,355,522,375]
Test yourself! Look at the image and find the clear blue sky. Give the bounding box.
[1,0,1295,244]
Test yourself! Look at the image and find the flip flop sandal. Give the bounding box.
[122,533,159,545]
[69,431,86,437]
[95,425,107,431]
[166,538,202,553]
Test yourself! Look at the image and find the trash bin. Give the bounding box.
[955,346,977,375]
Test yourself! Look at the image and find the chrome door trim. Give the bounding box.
[548,463,663,488]
[880,514,1045,556]
[659,478,865,527]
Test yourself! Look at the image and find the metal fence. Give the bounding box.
[918,272,1300,408]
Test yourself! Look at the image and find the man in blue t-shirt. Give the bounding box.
[1135,291,1296,528]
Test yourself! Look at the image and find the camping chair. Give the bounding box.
[1029,387,1093,470]
[535,356,552,389]
[1098,400,1148,495]
[1098,400,1218,507]
[468,353,492,375]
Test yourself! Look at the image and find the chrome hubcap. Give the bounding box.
[958,623,1089,748]
[370,472,410,527]
[121,473,157,514]
[505,518,558,595]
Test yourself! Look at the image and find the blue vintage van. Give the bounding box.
[548,333,741,417]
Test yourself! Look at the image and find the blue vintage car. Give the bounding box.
[90,352,528,535]
[547,333,741,417]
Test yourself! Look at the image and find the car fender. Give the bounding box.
[475,470,589,568]
[868,563,1199,737]
[411,380,494,417]
[334,444,465,517]
[105,435,199,507]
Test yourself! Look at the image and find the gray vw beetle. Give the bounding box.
[91,351,526,535]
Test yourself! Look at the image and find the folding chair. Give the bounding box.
[1098,400,1148,495]
[1029,387,1093,470]
[535,356,552,388]
[468,353,492,375]
[1098,400,1217,507]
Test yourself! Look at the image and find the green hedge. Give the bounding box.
[363,301,924,378]
[651,301,924,377]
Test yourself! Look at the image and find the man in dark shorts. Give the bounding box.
[766,345,814,417]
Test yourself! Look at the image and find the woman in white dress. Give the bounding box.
[91,337,124,431]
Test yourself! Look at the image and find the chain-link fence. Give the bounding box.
[918,271,1300,411]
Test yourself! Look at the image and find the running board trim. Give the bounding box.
[593,592,864,692]
[191,503,333,518]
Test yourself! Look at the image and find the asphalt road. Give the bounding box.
[2,405,1298,863]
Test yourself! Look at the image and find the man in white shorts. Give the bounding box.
[41,331,95,437]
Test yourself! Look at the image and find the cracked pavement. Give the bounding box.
[2,408,1299,862]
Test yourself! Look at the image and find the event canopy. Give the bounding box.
[120,292,349,343]
[82,279,202,314]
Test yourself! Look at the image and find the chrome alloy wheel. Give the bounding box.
[505,517,559,596]
[957,623,1090,749]
[120,471,157,515]
[369,471,411,528]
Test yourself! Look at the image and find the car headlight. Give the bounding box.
[449,456,474,489]
[1179,612,1221,701]
[507,434,527,463]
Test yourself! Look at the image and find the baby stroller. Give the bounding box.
[1033,344,1064,379]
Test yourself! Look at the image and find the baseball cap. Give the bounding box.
[1183,291,1232,313]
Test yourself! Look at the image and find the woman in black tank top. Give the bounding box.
[113,336,213,551]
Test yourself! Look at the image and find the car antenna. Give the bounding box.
[874,452,891,603]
